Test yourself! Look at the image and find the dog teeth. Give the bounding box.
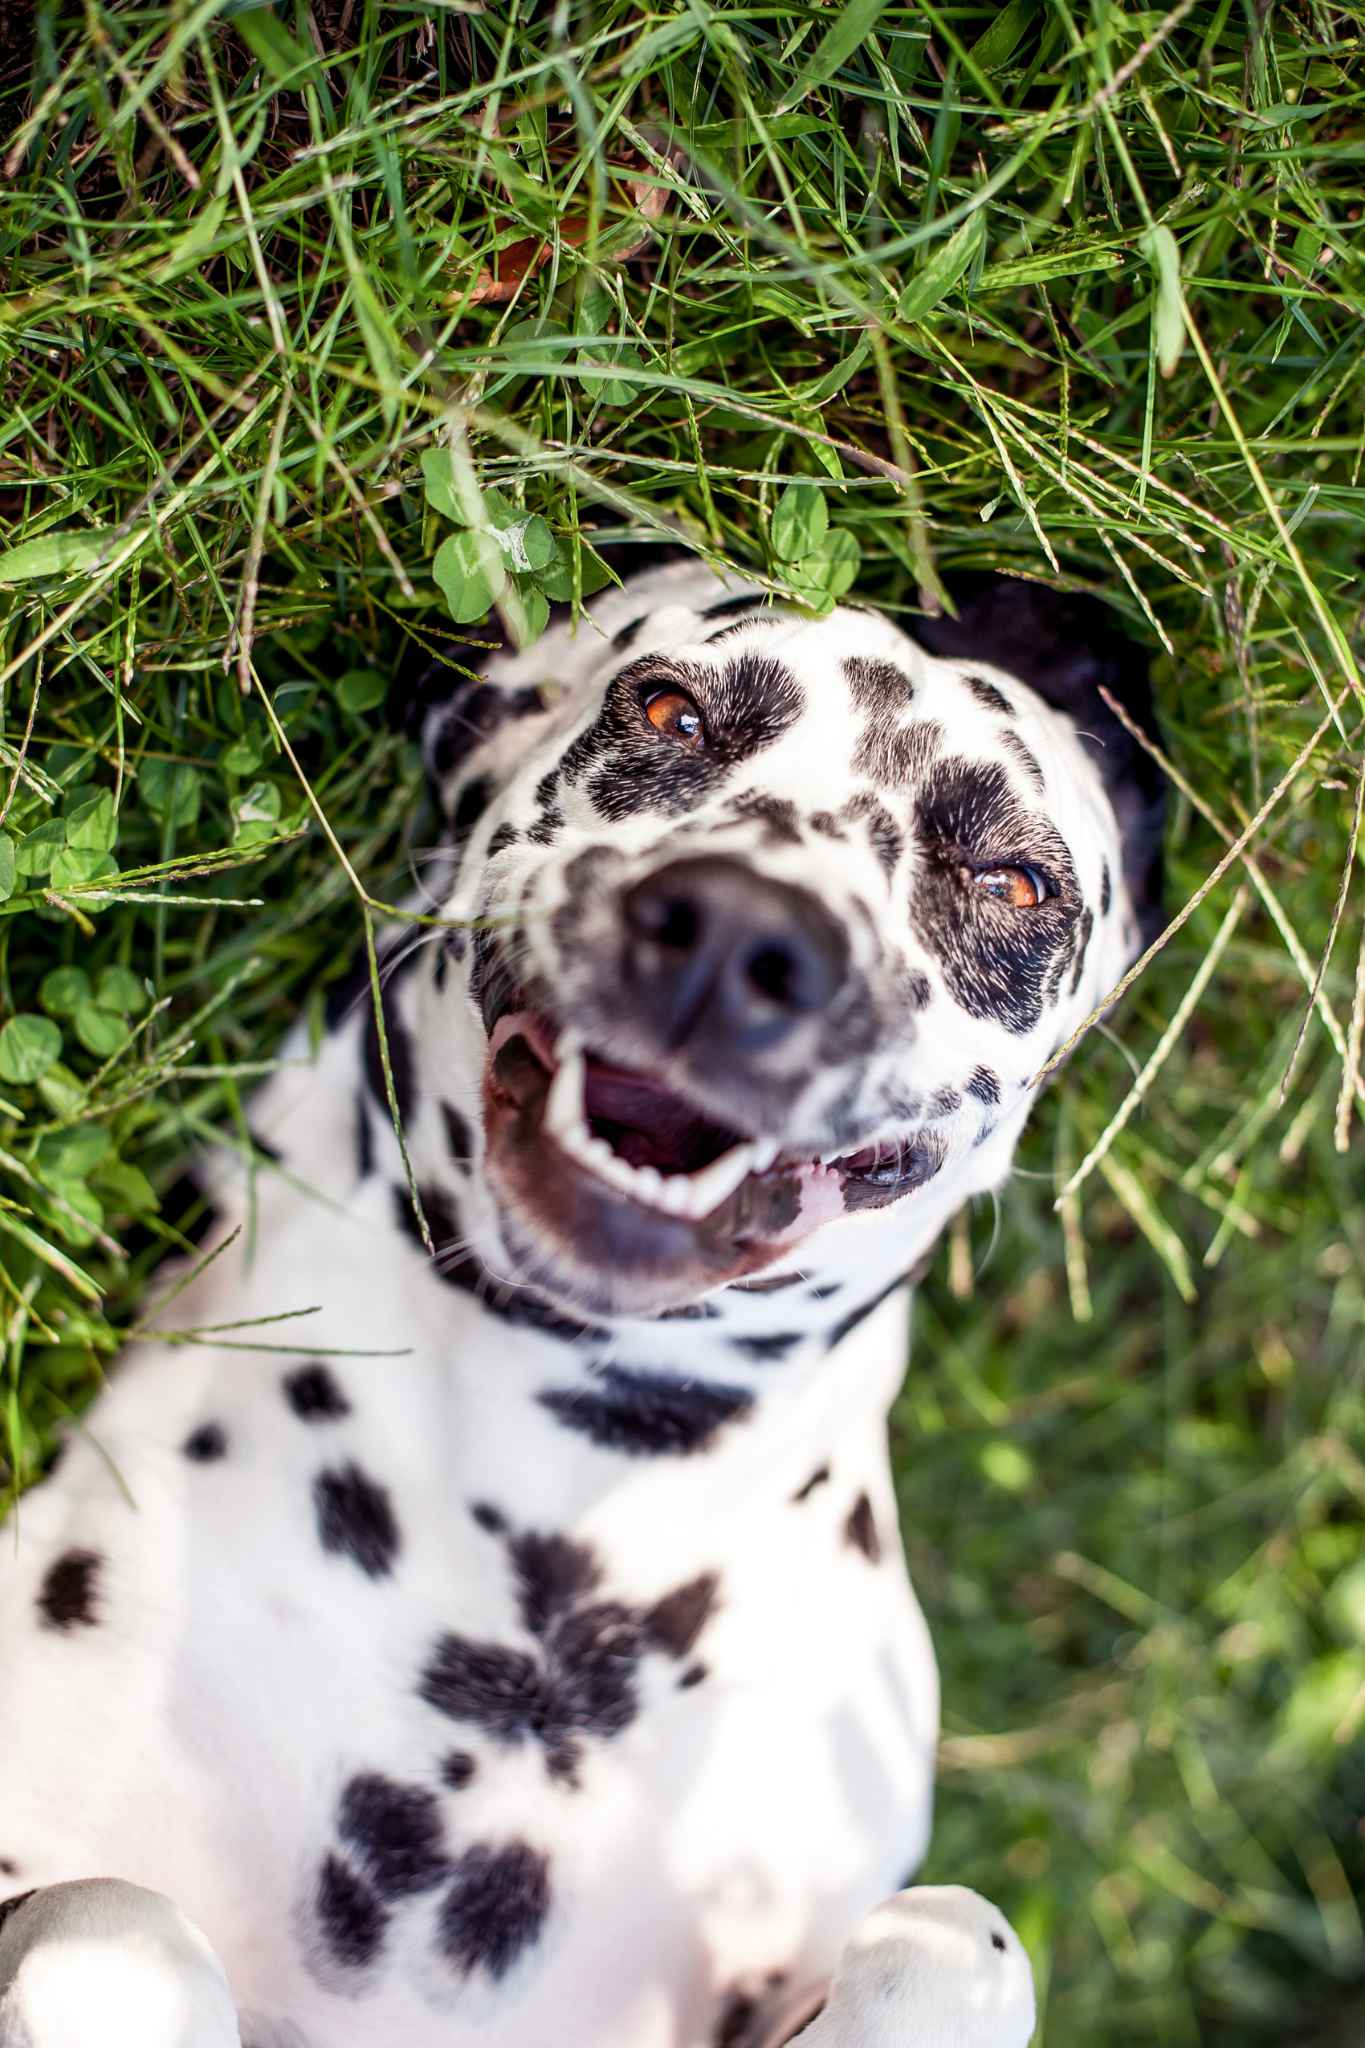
[542,1038,765,1222]
[543,1034,586,1139]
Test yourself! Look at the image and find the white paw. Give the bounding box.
[788,1885,1036,2048]
[0,1879,240,2048]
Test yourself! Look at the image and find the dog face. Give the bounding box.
[413,566,1163,1318]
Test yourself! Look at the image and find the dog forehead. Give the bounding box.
[572,603,1104,825]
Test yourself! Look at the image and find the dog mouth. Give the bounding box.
[481,997,942,1309]
[487,1007,791,1220]
[542,1028,784,1221]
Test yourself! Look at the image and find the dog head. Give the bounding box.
[408,564,1163,1318]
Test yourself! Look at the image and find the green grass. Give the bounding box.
[1,2,1363,2040]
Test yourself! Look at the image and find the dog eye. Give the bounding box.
[642,688,706,749]
[971,865,1049,909]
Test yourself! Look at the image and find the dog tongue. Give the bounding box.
[583,1057,741,1174]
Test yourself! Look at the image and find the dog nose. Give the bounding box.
[622,856,847,1052]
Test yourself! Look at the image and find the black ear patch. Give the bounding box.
[422,671,545,805]
[904,575,1165,944]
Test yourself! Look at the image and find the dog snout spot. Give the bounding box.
[622,856,847,1053]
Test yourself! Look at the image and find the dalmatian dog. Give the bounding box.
[0,560,1162,2048]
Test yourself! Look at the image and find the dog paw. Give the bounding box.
[0,1878,240,2047]
[759,1885,1036,2048]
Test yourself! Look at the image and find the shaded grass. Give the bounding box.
[0,2,1362,2040]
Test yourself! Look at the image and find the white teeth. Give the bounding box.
[544,1034,585,1139]
[540,1035,769,1222]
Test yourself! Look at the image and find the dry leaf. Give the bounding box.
[462,154,680,307]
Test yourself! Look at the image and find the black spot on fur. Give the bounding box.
[285,1363,352,1423]
[0,1859,18,1879]
[827,1266,922,1350]
[441,1752,477,1791]
[419,1638,546,1746]
[538,1366,753,1457]
[391,1188,607,1344]
[929,1086,961,1118]
[808,1281,842,1301]
[1100,859,1113,915]
[471,1501,508,1536]
[646,1573,719,1660]
[1000,730,1044,790]
[440,1101,472,1164]
[37,1548,101,1631]
[966,1065,1001,1106]
[487,822,519,859]
[314,1464,400,1580]
[793,1464,830,1502]
[0,1890,36,1934]
[437,1841,550,1980]
[810,810,847,840]
[678,1663,707,1689]
[729,1271,803,1294]
[845,1493,882,1563]
[338,1774,449,1900]
[527,804,563,846]
[910,756,1080,1036]
[962,673,1012,715]
[726,791,801,842]
[902,967,933,1012]
[842,791,903,875]
[183,1422,227,1463]
[703,593,769,620]
[425,681,543,791]
[316,1851,388,1969]
[612,612,646,650]
[845,655,915,713]
[420,1524,716,1777]
[1068,906,1094,996]
[729,1332,802,1363]
[706,614,776,645]
[510,1529,600,1636]
[566,654,803,823]
[355,1091,374,1177]
[451,772,494,841]
[992,1932,1007,1952]
[853,716,943,788]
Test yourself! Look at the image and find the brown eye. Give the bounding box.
[643,689,706,748]
[972,865,1046,909]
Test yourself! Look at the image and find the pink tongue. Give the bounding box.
[583,1061,737,1174]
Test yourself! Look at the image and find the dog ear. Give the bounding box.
[420,666,544,794]
[904,574,1166,946]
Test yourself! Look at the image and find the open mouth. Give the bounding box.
[544,1033,782,1222]
[484,1000,942,1251]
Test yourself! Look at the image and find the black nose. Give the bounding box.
[622,856,847,1053]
